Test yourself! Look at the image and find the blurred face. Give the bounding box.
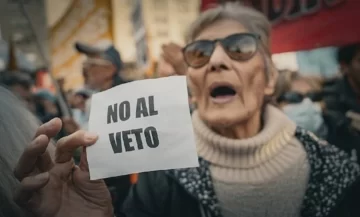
[347,51,360,87]
[278,78,324,110]
[185,19,275,128]
[72,95,86,110]
[281,78,326,136]
[84,57,115,90]
[42,99,59,115]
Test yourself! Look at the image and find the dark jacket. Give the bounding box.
[323,76,360,114]
[121,127,360,217]
[322,77,360,162]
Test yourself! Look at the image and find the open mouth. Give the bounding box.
[210,84,236,103]
[210,86,236,97]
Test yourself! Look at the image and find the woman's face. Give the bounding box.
[187,19,275,127]
[278,79,316,109]
[278,78,324,112]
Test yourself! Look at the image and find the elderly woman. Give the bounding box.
[13,2,360,217]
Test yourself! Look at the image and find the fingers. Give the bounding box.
[34,118,62,139]
[162,43,182,51]
[168,42,182,50]
[73,165,91,184]
[79,147,89,172]
[14,135,50,181]
[14,118,60,181]
[14,172,50,206]
[162,53,173,65]
[55,131,98,164]
[36,147,55,173]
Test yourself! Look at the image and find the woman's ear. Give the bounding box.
[264,63,279,96]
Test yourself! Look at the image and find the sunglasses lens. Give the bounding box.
[183,41,214,68]
[222,34,257,61]
[281,92,304,103]
[307,92,323,102]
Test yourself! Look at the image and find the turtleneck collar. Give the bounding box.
[192,105,305,183]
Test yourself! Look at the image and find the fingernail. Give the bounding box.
[84,132,98,142]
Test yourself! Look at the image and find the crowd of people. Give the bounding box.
[1,2,360,217]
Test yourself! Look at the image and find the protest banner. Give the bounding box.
[201,0,360,53]
[87,76,198,180]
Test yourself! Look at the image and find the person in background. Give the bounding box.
[321,43,360,162]
[0,86,44,217]
[324,43,360,113]
[65,41,131,133]
[65,89,74,106]
[14,3,360,217]
[71,88,91,111]
[56,77,69,105]
[33,89,61,123]
[33,89,69,141]
[274,70,328,139]
[70,88,92,128]
[0,71,36,113]
[73,41,132,214]
[75,41,129,92]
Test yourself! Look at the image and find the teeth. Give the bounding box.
[211,95,234,104]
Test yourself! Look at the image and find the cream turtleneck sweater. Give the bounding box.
[193,105,310,217]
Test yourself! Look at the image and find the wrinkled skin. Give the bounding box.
[187,19,277,139]
[14,118,112,217]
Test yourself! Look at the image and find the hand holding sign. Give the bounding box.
[87,76,198,180]
[13,118,113,217]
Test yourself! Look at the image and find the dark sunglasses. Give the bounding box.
[182,33,260,68]
[277,91,323,104]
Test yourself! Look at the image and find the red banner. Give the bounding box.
[201,0,360,53]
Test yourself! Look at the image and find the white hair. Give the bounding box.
[186,2,275,80]
[186,2,271,53]
[0,85,40,216]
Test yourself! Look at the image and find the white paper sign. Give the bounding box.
[87,76,199,180]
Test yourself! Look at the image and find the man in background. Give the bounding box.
[324,43,360,113]
[63,41,131,132]
[75,40,129,92]
[71,41,132,215]
[322,43,360,162]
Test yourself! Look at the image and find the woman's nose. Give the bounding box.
[208,45,231,72]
